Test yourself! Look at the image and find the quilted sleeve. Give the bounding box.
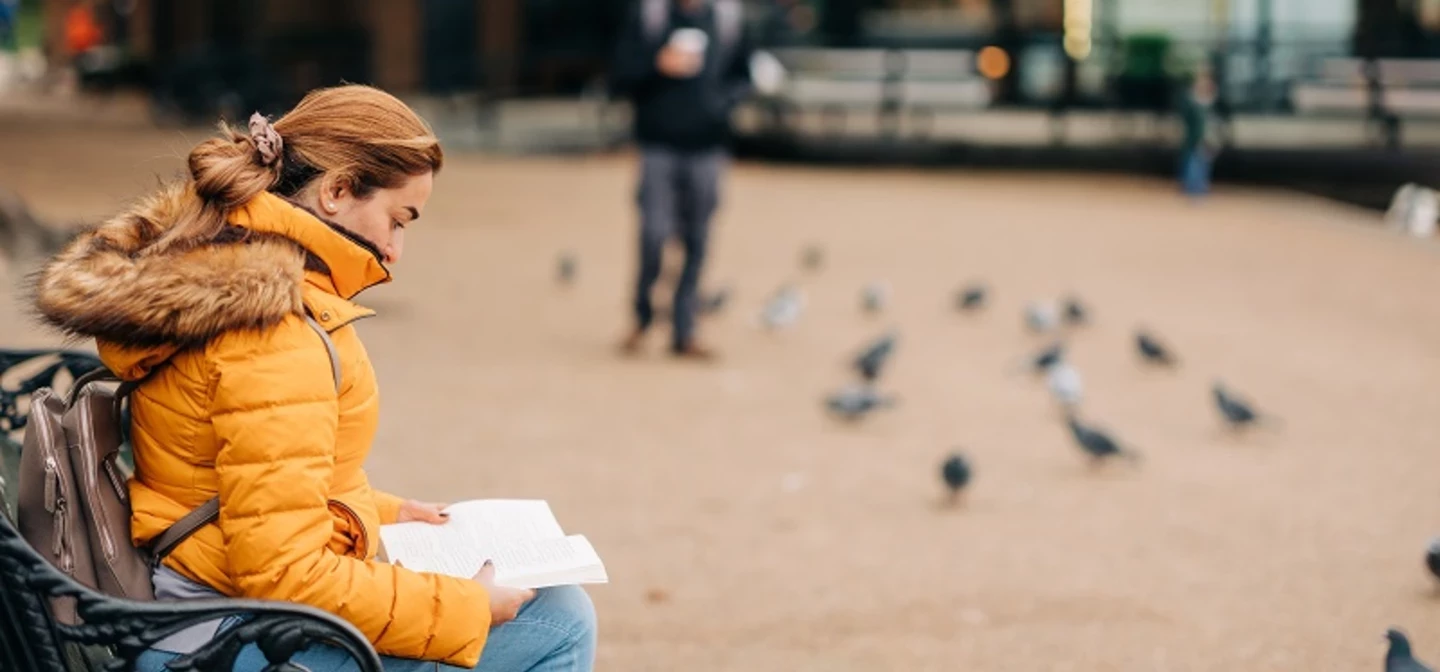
[208,316,492,666]
[372,487,405,525]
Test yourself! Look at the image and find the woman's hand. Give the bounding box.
[396,499,449,524]
[472,562,535,627]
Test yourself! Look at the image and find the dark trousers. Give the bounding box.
[634,145,726,349]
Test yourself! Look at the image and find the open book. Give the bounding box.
[379,500,608,590]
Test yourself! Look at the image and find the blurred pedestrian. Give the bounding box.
[1179,67,1217,198]
[611,0,754,360]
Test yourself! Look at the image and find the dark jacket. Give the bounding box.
[610,0,755,151]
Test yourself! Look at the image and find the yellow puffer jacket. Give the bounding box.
[33,189,491,666]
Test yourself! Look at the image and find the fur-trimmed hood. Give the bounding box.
[32,186,390,356]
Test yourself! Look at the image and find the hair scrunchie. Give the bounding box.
[248,112,283,167]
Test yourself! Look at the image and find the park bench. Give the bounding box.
[1289,57,1440,147]
[0,348,384,672]
[762,47,991,139]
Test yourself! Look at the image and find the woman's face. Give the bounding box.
[315,172,433,264]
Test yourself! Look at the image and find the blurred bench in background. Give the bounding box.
[1290,58,1440,146]
[1293,58,1440,115]
[760,48,991,139]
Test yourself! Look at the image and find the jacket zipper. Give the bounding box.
[329,499,370,559]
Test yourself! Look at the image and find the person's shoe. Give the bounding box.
[618,329,647,356]
[671,340,718,361]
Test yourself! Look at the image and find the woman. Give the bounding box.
[32,85,596,671]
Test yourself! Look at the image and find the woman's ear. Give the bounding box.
[318,176,352,215]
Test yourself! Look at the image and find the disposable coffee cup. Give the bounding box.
[669,28,709,57]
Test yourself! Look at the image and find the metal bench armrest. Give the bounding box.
[0,518,384,672]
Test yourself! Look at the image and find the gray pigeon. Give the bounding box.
[956,284,987,311]
[1019,341,1064,375]
[761,285,804,330]
[861,282,889,314]
[1387,629,1434,672]
[825,384,896,422]
[1066,414,1140,465]
[854,332,898,383]
[1212,381,1278,430]
[0,186,68,263]
[1047,363,1083,407]
[1025,301,1059,333]
[699,287,731,316]
[1136,330,1178,367]
[1427,538,1440,583]
[801,245,824,272]
[1062,296,1088,325]
[557,253,577,285]
[940,452,971,506]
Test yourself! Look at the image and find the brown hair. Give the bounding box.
[151,84,442,254]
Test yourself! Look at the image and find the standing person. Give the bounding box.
[33,84,596,672]
[1178,67,1217,198]
[612,0,754,360]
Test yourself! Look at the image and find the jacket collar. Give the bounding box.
[228,192,392,301]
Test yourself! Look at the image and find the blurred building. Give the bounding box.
[35,0,1440,110]
[38,0,631,109]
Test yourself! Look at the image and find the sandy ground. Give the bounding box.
[3,118,1440,671]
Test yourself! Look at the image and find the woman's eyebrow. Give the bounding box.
[403,206,420,221]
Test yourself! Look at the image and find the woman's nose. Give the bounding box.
[386,230,405,264]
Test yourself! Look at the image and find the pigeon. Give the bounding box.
[1025,301,1059,333]
[1047,363,1083,407]
[1136,330,1178,367]
[557,253,577,285]
[854,332,898,383]
[1061,296,1088,325]
[1018,341,1064,375]
[825,384,896,422]
[861,282,889,315]
[0,185,69,263]
[1386,629,1435,672]
[940,452,972,506]
[1427,538,1440,583]
[761,285,805,330]
[1212,381,1279,431]
[801,245,824,272]
[699,287,731,316]
[1066,414,1140,465]
[956,284,987,311]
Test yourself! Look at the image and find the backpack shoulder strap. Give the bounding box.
[303,313,342,393]
[148,313,342,565]
[149,498,219,564]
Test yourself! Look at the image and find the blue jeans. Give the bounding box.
[135,586,597,672]
[1180,148,1211,196]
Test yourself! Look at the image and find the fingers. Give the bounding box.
[420,501,450,524]
[519,588,537,603]
[477,561,496,582]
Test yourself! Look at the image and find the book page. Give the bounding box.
[379,522,480,577]
[380,500,607,588]
[489,535,608,589]
[441,500,566,542]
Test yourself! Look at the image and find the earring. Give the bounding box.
[326,202,336,212]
